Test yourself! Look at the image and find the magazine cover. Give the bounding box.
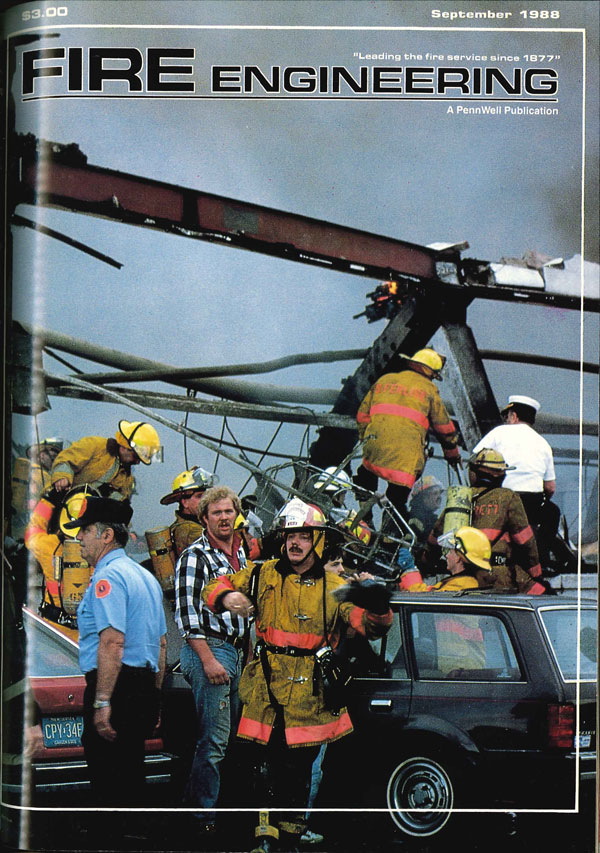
[2,2,598,852]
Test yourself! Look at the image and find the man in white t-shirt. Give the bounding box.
[472,395,556,530]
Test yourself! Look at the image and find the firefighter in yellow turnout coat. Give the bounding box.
[51,421,161,500]
[203,498,392,849]
[355,348,460,516]
[25,487,96,636]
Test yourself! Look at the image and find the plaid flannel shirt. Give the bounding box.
[174,532,249,641]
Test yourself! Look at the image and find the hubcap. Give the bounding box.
[387,757,454,837]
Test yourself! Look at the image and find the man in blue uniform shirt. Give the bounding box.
[64,495,167,806]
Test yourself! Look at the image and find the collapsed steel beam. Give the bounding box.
[44,382,357,429]
[43,381,598,437]
[433,323,500,447]
[479,350,599,375]
[47,347,599,387]
[11,214,123,269]
[14,135,437,281]
[24,324,597,436]
[12,135,598,311]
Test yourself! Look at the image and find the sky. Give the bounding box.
[6,0,599,537]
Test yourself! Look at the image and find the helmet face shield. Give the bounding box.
[131,441,163,465]
[192,467,217,489]
[437,529,458,554]
[314,467,352,494]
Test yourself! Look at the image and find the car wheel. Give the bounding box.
[386,755,458,839]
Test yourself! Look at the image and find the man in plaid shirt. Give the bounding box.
[174,485,253,840]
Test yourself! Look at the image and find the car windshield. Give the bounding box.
[539,607,597,682]
[24,612,82,678]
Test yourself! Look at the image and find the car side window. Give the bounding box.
[410,610,523,681]
[352,612,407,679]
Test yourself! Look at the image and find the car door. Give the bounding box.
[345,604,413,772]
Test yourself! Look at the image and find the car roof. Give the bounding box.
[390,590,597,610]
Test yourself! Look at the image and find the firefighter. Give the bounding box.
[400,526,493,592]
[11,437,64,540]
[27,437,64,474]
[407,475,444,545]
[25,485,99,632]
[424,448,547,595]
[354,348,460,519]
[311,467,353,524]
[235,513,262,562]
[202,497,392,851]
[160,466,216,556]
[474,396,574,571]
[51,420,161,500]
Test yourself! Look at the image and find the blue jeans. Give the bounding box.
[180,638,243,824]
[306,744,326,817]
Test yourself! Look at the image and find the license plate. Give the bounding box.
[42,716,84,748]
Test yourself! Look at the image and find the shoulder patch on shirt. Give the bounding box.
[95,579,112,598]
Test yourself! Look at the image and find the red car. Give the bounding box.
[19,608,173,801]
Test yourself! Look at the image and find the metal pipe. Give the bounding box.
[11,214,123,269]
[479,349,598,375]
[68,348,369,384]
[26,324,339,404]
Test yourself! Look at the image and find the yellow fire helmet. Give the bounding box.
[468,448,516,472]
[439,526,492,571]
[400,347,446,379]
[117,420,162,465]
[160,466,217,505]
[58,484,100,538]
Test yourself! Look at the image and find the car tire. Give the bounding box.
[386,754,461,840]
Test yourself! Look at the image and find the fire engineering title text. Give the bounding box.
[21,48,559,98]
